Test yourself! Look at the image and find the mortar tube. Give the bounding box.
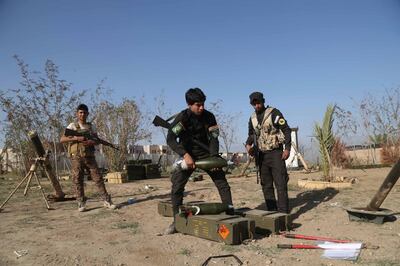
[366,160,400,211]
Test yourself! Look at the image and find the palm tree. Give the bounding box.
[314,104,336,180]
[368,134,388,146]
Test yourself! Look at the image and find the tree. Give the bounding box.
[358,88,400,146]
[152,90,173,141]
[0,56,86,171]
[314,104,336,180]
[336,87,400,164]
[208,100,241,156]
[93,99,151,171]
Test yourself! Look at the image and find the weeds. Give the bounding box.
[245,244,280,257]
[177,248,191,256]
[112,222,139,234]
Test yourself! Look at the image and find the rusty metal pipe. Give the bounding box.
[366,160,400,211]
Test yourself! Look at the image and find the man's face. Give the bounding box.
[252,101,264,113]
[189,102,205,115]
[77,109,88,122]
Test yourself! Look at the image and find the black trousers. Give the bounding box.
[259,149,289,213]
[171,168,233,216]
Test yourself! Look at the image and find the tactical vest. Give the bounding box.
[251,107,285,152]
[67,122,95,158]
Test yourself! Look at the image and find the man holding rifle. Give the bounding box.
[60,104,117,212]
[164,88,233,234]
[245,92,291,214]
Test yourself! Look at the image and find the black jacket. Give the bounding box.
[167,109,219,159]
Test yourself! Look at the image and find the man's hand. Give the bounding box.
[82,139,97,146]
[246,144,254,157]
[183,153,195,169]
[74,136,86,142]
[282,150,290,160]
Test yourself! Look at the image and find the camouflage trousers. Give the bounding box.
[71,156,110,202]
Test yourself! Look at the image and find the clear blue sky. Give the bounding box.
[1,0,400,155]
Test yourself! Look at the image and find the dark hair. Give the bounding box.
[77,104,89,112]
[185,88,206,105]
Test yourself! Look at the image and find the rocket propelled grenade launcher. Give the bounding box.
[64,128,119,150]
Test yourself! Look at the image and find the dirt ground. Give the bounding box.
[1,166,399,266]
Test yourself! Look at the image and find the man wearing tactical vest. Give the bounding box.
[245,92,292,214]
[164,88,233,234]
[60,104,117,212]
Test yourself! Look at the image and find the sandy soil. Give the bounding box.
[1,166,399,266]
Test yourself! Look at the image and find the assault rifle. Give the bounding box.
[64,128,119,150]
[153,115,210,153]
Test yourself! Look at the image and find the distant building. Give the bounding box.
[129,144,172,155]
[0,148,19,173]
[128,145,144,155]
[143,144,171,155]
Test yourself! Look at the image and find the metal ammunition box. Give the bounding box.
[157,200,205,217]
[144,164,161,179]
[126,165,146,180]
[235,208,290,235]
[175,214,255,245]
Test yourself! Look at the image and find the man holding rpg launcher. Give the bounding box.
[163,88,233,234]
[60,104,117,212]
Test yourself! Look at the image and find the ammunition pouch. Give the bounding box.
[251,109,285,152]
[68,142,95,158]
[67,123,95,158]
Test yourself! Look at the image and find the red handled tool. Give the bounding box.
[281,233,350,243]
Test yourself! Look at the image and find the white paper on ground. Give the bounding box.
[318,242,363,261]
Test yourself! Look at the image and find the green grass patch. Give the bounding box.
[112,222,140,234]
[177,248,191,256]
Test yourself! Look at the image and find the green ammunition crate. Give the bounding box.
[144,164,161,179]
[157,200,205,217]
[126,164,146,180]
[175,214,255,245]
[235,208,290,235]
[131,159,152,165]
